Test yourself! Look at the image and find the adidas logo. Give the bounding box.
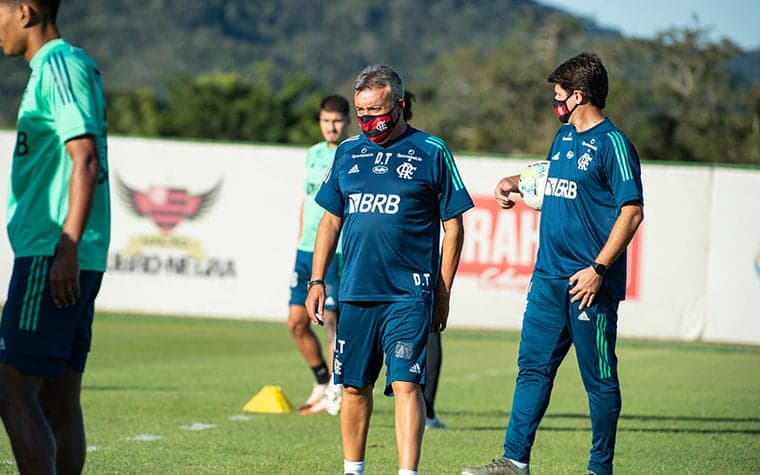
[551,152,560,160]
[409,363,421,374]
[578,311,590,321]
[348,164,360,174]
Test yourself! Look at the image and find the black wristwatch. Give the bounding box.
[592,262,607,276]
[307,279,325,291]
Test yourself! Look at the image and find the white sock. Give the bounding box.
[344,460,365,475]
[509,458,528,469]
[398,469,417,475]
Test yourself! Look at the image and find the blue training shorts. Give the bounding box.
[333,300,431,396]
[0,256,103,378]
[289,250,341,311]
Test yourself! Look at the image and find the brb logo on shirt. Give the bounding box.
[347,193,400,214]
[545,177,577,200]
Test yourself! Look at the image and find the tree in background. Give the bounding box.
[414,13,586,155]
[107,88,164,137]
[43,8,755,166]
[106,70,326,145]
[599,29,758,163]
[416,19,759,164]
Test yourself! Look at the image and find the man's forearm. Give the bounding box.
[437,215,465,295]
[595,203,643,266]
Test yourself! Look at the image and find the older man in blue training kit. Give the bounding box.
[307,64,472,475]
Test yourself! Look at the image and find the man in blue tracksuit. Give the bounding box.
[463,53,644,475]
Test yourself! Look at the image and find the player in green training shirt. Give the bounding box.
[0,1,110,473]
[288,95,348,415]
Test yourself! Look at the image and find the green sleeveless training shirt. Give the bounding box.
[8,39,110,271]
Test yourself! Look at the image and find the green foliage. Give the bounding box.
[0,1,758,163]
[107,72,325,144]
[0,313,756,473]
[107,88,164,136]
[416,13,587,155]
[417,17,760,164]
[597,29,759,164]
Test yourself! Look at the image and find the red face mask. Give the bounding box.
[357,105,398,143]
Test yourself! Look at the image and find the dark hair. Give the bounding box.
[320,94,349,117]
[40,0,60,20]
[403,91,415,121]
[547,52,608,109]
[10,0,61,21]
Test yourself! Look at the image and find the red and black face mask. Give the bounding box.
[552,95,578,123]
[357,104,399,143]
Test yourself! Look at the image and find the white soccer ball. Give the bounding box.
[518,160,550,211]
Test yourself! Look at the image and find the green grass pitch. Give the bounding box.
[0,313,757,474]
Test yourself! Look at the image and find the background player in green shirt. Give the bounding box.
[288,95,349,415]
[0,1,110,473]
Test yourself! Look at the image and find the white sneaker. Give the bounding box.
[425,416,448,430]
[302,396,329,415]
[324,383,342,416]
[299,383,328,415]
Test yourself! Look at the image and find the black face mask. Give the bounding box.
[552,96,578,123]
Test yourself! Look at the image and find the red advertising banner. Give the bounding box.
[459,196,641,299]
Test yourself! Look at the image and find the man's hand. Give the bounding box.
[305,284,326,326]
[568,266,602,311]
[50,235,80,309]
[494,175,520,209]
[431,289,450,333]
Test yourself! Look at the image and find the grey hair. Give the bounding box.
[353,64,405,102]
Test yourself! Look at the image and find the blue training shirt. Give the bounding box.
[534,118,643,301]
[316,127,473,302]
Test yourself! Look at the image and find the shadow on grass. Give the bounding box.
[553,412,760,424]
[83,385,177,392]
[431,411,760,435]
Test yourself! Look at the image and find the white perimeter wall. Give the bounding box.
[0,131,758,344]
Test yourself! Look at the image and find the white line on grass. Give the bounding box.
[125,434,162,442]
[229,414,256,421]
[119,412,256,451]
[180,422,217,431]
